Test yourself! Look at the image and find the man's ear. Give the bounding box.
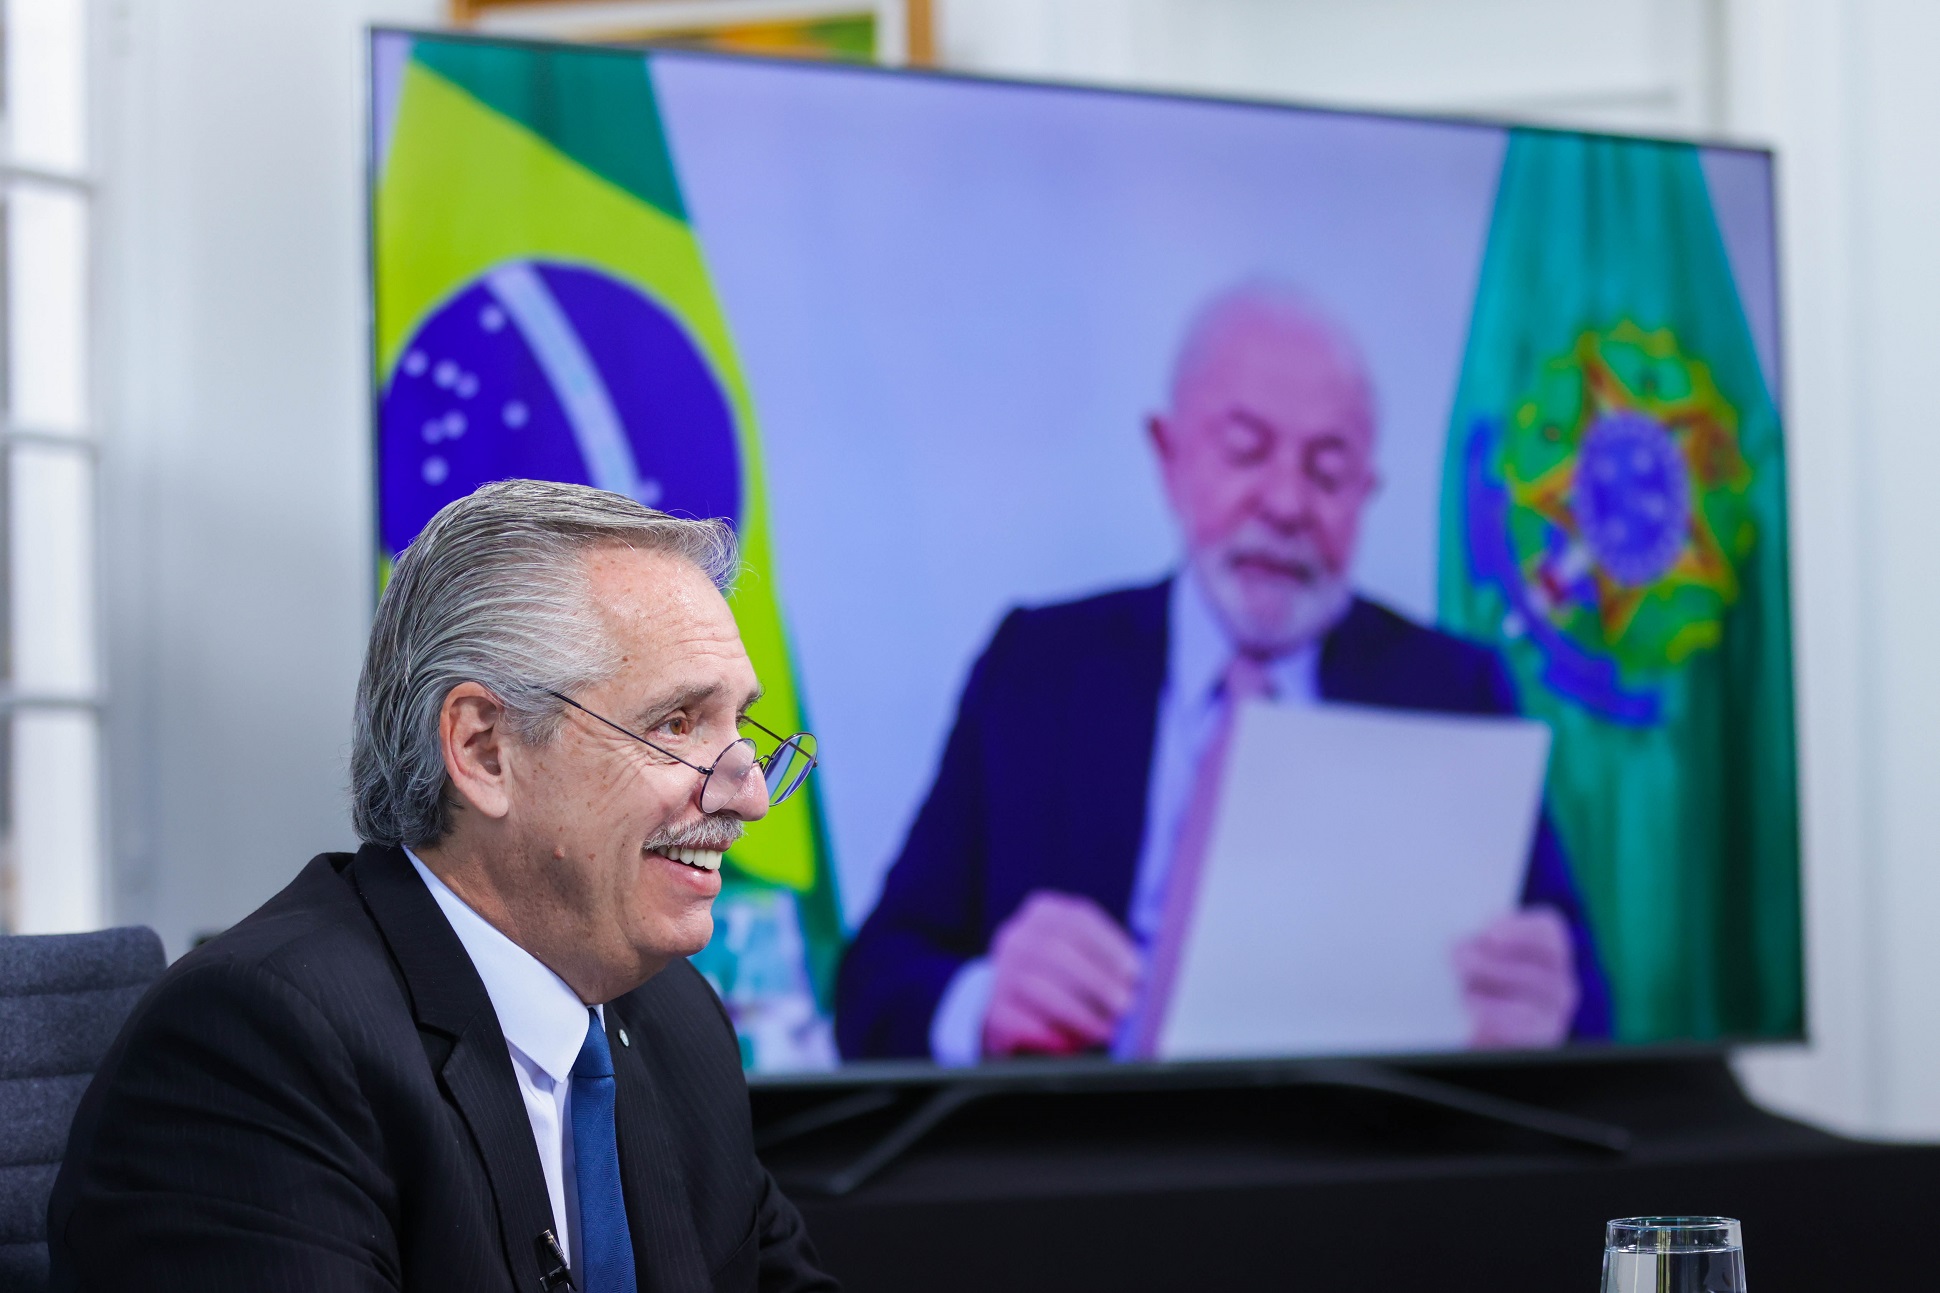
[1146,413,1175,462]
[440,682,514,823]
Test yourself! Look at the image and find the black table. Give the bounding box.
[755,1056,1936,1291]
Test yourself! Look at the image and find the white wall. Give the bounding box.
[97,0,439,954]
[938,0,1725,134]
[97,0,1940,1138]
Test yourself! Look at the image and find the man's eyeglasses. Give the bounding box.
[544,690,817,815]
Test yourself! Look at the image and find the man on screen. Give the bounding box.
[835,283,1611,1063]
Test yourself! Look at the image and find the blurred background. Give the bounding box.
[3,0,1935,1139]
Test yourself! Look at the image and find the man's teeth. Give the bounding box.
[663,847,723,872]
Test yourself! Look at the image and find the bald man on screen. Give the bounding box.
[835,284,1612,1064]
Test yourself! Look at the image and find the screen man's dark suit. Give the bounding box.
[835,580,1612,1060]
[48,843,836,1293]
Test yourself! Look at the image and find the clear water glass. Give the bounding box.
[1602,1217,1745,1293]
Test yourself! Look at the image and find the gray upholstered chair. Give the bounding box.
[0,927,166,1293]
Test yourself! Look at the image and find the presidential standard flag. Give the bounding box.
[1437,131,1801,1042]
[372,34,843,1067]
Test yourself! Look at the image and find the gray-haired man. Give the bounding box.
[50,480,838,1292]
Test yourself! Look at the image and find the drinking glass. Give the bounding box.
[1602,1217,1745,1293]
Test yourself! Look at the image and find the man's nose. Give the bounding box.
[711,761,771,822]
[1252,459,1317,530]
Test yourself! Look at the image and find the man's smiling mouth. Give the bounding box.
[652,847,724,872]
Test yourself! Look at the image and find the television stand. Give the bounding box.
[755,1054,1631,1196]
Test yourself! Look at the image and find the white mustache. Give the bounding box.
[1223,528,1336,578]
[643,816,744,855]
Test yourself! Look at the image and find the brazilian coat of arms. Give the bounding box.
[1464,322,1755,724]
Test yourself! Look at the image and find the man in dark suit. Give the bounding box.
[50,480,836,1292]
[837,285,1611,1064]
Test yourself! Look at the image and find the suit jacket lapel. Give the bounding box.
[608,1010,710,1293]
[350,844,558,1292]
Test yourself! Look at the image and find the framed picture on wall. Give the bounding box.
[447,0,935,65]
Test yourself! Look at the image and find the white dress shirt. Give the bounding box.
[928,568,1321,1064]
[406,849,599,1274]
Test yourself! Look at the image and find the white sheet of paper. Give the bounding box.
[1157,702,1552,1061]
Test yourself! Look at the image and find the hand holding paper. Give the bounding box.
[983,890,1143,1057]
[1454,906,1579,1048]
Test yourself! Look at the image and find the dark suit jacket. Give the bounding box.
[835,581,1612,1060]
[48,843,836,1293]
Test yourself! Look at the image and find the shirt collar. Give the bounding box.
[405,848,592,1084]
[1168,564,1323,709]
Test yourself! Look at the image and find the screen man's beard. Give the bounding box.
[1195,547,1354,659]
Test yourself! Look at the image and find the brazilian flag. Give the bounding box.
[373,34,843,1067]
[1438,131,1800,1042]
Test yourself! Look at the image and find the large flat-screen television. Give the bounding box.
[368,29,1799,1076]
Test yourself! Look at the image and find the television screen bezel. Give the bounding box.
[364,25,1802,1089]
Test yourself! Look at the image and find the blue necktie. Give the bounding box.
[572,1008,637,1293]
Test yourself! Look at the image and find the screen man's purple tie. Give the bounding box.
[1120,654,1276,1058]
[572,1008,637,1293]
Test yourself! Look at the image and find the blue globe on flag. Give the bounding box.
[379,260,741,557]
[1571,410,1692,589]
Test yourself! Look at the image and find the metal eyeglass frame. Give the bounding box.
[543,688,817,814]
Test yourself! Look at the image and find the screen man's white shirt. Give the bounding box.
[407,848,600,1274]
[927,568,1322,1064]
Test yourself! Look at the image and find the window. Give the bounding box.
[2,0,101,933]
